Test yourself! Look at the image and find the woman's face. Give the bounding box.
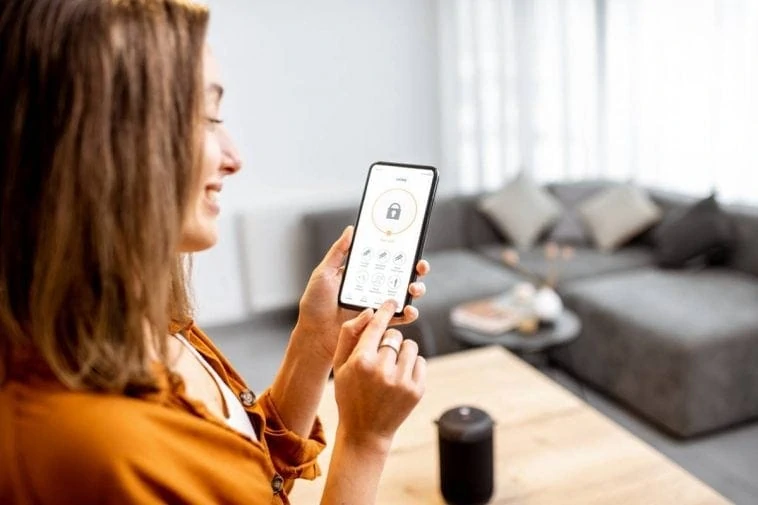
[179,47,242,253]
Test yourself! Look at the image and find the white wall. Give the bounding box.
[193,0,444,326]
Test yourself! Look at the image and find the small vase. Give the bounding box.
[532,286,563,323]
[512,282,536,305]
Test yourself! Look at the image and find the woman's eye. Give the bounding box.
[206,117,224,129]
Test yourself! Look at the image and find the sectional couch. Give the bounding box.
[303,181,758,438]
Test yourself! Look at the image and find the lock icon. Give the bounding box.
[386,203,401,220]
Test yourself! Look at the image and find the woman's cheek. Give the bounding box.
[202,131,223,176]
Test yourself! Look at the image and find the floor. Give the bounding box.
[208,314,758,505]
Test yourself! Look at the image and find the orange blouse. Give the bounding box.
[0,322,326,504]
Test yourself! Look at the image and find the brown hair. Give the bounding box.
[0,0,208,393]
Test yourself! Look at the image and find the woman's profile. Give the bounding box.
[0,1,430,503]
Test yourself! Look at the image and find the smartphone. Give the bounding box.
[338,161,439,316]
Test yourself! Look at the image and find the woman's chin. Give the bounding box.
[178,226,218,253]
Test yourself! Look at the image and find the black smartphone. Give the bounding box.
[338,161,439,316]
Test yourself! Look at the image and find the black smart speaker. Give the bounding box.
[437,406,494,505]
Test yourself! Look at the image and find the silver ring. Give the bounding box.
[377,339,401,357]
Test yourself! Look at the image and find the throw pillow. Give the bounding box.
[478,174,562,250]
[548,181,609,245]
[578,185,662,252]
[654,194,735,268]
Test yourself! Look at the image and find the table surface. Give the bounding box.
[452,308,582,353]
[289,346,730,505]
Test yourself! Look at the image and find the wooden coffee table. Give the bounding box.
[290,346,730,504]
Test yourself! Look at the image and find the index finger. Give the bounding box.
[354,300,398,355]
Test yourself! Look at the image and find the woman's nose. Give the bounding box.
[217,124,242,174]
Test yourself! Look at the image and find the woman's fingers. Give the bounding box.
[415,259,431,277]
[396,339,419,381]
[403,305,419,320]
[412,356,427,389]
[390,305,419,327]
[378,329,403,371]
[333,308,373,368]
[353,300,397,356]
[409,282,426,298]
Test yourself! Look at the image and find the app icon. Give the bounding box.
[376,250,390,264]
[371,188,417,236]
[387,275,401,290]
[386,203,402,220]
[356,271,369,285]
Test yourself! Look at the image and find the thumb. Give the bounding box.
[321,226,354,271]
[333,308,373,369]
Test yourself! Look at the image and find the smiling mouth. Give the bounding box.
[203,182,222,214]
[204,181,222,204]
[206,188,219,203]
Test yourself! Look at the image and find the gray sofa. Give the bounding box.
[303,181,758,438]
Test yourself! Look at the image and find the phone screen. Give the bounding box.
[339,162,438,313]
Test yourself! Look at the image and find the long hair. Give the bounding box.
[0,0,208,393]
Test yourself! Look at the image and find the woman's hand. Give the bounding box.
[320,301,426,504]
[332,301,426,452]
[295,226,430,362]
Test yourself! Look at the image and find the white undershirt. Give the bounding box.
[172,333,258,441]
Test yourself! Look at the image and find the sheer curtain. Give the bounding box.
[606,0,758,203]
[442,0,758,203]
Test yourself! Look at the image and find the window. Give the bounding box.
[443,0,758,203]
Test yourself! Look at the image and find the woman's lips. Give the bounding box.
[204,183,222,215]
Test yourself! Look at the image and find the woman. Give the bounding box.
[0,1,430,504]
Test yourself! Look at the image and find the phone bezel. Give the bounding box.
[337,161,439,316]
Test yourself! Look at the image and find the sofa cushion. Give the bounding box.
[547,180,610,246]
[654,194,736,268]
[633,188,698,246]
[410,249,525,356]
[477,245,656,285]
[478,174,562,250]
[579,185,662,251]
[726,203,758,279]
[457,195,507,248]
[553,268,758,436]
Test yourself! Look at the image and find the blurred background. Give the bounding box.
[195,5,758,501]
[197,0,440,325]
[194,0,758,328]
